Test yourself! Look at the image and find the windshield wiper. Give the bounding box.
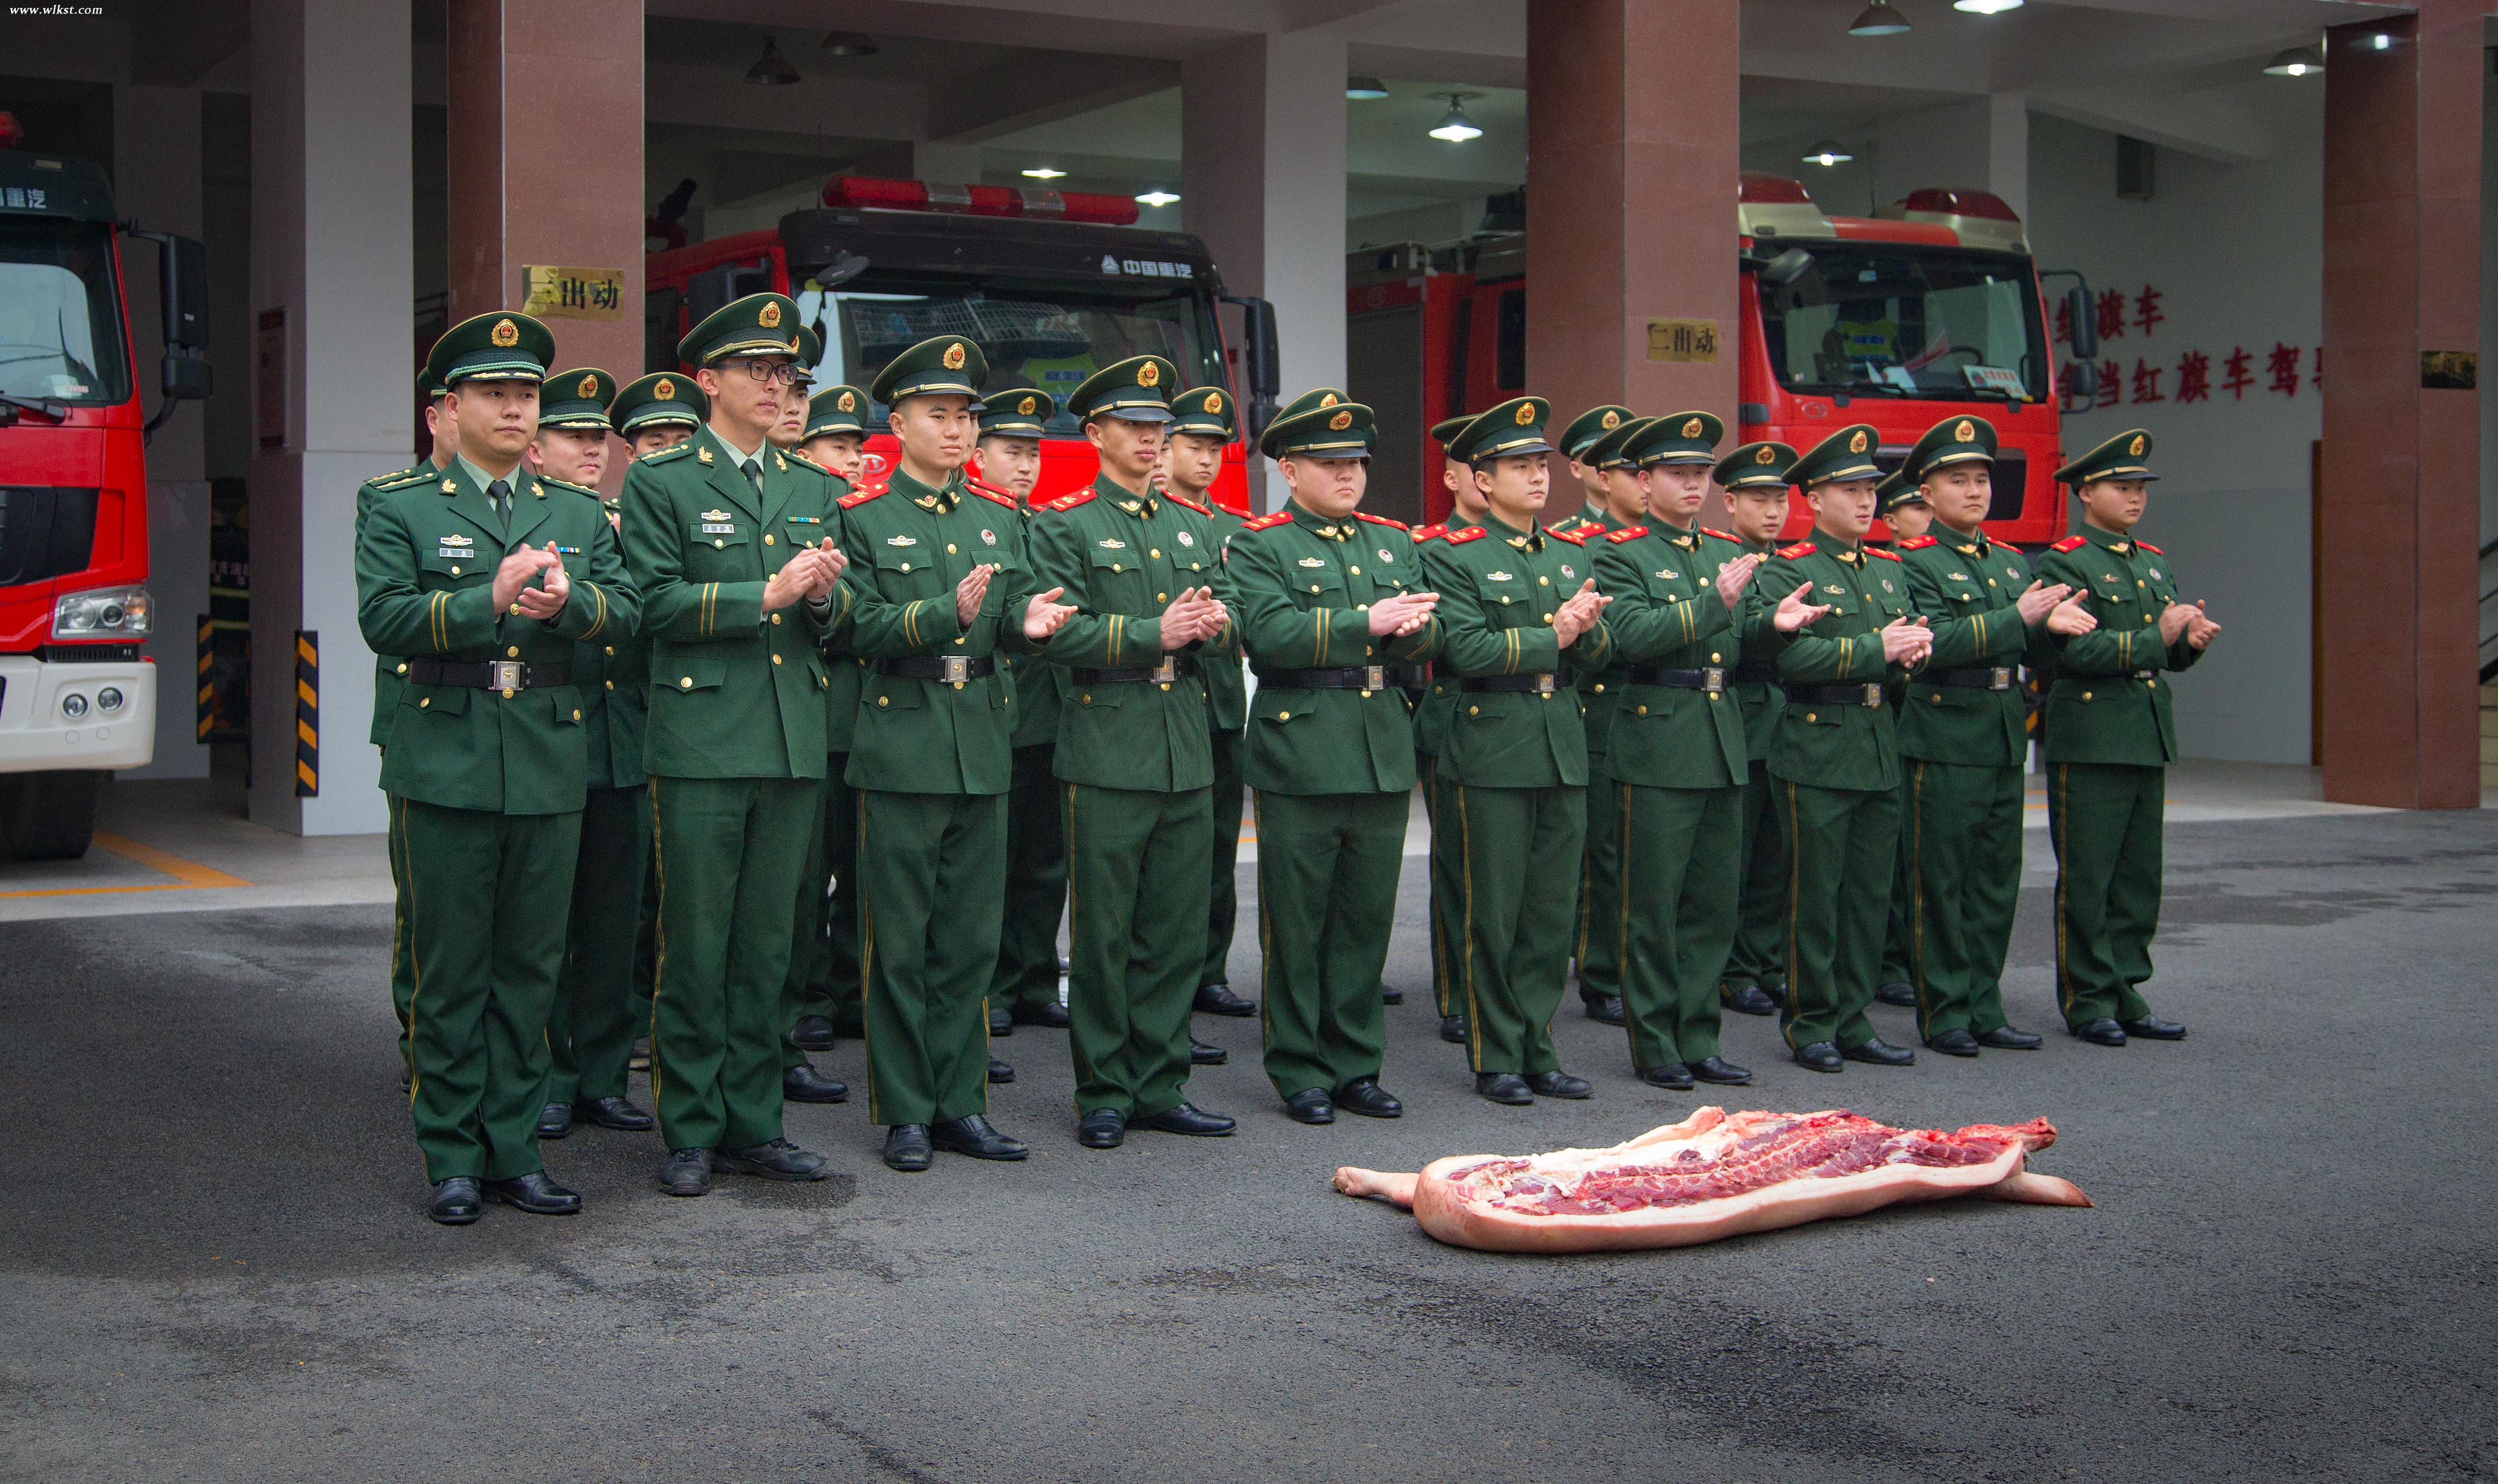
[0,392,70,424]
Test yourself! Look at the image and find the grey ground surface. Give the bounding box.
[4,808,2494,1482]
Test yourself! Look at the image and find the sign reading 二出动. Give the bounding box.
[1645,319,1720,364]
[521,266,625,321]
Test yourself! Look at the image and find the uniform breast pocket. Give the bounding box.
[872,545,942,597]
[1291,566,1347,610]
[1478,576,1529,612]
[688,521,750,576]
[781,517,828,556]
[419,547,491,588]
[1088,546,1148,601]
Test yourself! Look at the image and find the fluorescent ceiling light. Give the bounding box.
[1021,166,1067,179]
[1347,75,1389,100]
[745,36,801,86]
[2262,45,2323,76]
[1135,189,1180,208]
[1804,140,1854,166]
[1952,0,2021,13]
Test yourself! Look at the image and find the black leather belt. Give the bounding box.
[1783,682,1892,708]
[1255,665,1394,691]
[1731,661,1778,686]
[1461,673,1560,694]
[1069,656,1195,685]
[407,657,569,691]
[876,655,997,682]
[1391,664,1428,691]
[1925,666,2016,691]
[1628,664,1727,692]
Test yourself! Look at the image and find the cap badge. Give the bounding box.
[837,390,856,412]
[1318,392,1338,407]
[490,318,518,347]
[1682,417,1704,438]
[1018,395,1037,416]
[1137,360,1160,387]
[1203,391,1221,412]
[1951,420,1973,444]
[943,342,966,370]
[654,378,675,400]
[1329,410,1353,431]
[578,373,600,399]
[1514,402,1535,426]
[758,301,782,328]
[2129,434,2147,456]
[1756,445,1776,464]
[1600,411,1621,430]
[1849,429,1869,454]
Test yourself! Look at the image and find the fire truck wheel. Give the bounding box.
[0,769,104,861]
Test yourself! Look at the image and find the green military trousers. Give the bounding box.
[860,790,1007,1127]
[1615,782,1741,1070]
[1722,759,1787,1004]
[1200,725,1247,991]
[1776,779,1900,1053]
[1903,759,2025,1039]
[395,796,580,1183]
[1574,758,1624,1006]
[1421,755,1458,1020]
[1252,789,1408,1098]
[990,743,1068,1017]
[1878,770,1917,989]
[650,774,816,1152]
[2048,761,2164,1028]
[386,798,416,1075]
[547,783,650,1105]
[1064,781,1212,1120]
[786,753,864,1050]
[1453,783,1585,1076]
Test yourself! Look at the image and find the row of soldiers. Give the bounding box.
[359,293,2214,1226]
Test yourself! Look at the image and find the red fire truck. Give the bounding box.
[646,176,1277,513]
[0,119,209,858]
[1348,173,2083,543]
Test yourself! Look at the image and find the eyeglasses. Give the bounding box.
[724,358,803,386]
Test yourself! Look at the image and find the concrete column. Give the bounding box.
[1525,0,1739,521]
[445,0,645,385]
[1875,93,2030,219]
[247,0,413,835]
[113,83,212,781]
[2319,4,2483,808]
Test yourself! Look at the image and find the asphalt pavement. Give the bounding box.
[3,807,2492,1483]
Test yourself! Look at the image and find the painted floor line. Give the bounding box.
[0,832,253,900]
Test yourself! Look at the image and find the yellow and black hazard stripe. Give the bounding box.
[196,613,215,742]
[294,631,318,796]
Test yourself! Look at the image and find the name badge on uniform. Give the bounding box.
[887,535,917,547]
[700,522,736,535]
[1298,557,1326,569]
[1098,538,1127,550]
[437,534,474,559]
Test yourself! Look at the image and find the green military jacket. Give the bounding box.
[1894,528,2050,769]
[1199,499,1250,732]
[1419,513,1615,789]
[1591,522,1747,790]
[1408,525,1457,759]
[1001,494,1063,750]
[1567,509,1634,763]
[2033,522,2202,765]
[1027,474,1237,793]
[838,465,1047,796]
[575,497,651,791]
[357,461,441,748]
[355,463,637,814]
[794,451,866,758]
[619,425,848,781]
[1744,535,1912,792]
[1220,501,1442,796]
[1726,531,1785,759]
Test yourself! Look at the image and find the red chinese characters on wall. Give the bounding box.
[2056,281,2316,413]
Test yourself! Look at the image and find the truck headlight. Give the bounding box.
[54,585,152,639]
[98,686,125,712]
[63,693,89,719]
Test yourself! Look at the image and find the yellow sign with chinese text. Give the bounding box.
[522,266,626,322]
[1645,318,1720,364]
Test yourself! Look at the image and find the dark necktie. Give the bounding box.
[487,478,511,533]
[744,458,764,502]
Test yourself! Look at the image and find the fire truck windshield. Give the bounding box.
[791,278,1227,432]
[1754,242,2044,404]
[0,217,129,405]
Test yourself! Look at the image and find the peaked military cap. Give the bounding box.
[1168,384,1236,441]
[1068,355,1177,423]
[1584,414,1657,470]
[973,385,1054,439]
[803,384,873,440]
[612,372,708,435]
[1788,423,1884,488]
[1450,395,1553,464]
[1714,440,1798,491]
[1876,466,1925,514]
[1271,387,1349,424]
[416,367,443,401]
[2055,427,2160,486]
[538,368,617,431]
[1557,404,1634,461]
[872,334,987,404]
[1903,414,1998,485]
[1627,410,1725,468]
[677,292,802,366]
[1260,397,1373,459]
[427,310,554,387]
[1429,414,1473,449]
[794,325,825,387]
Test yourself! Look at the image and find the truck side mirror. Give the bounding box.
[132,230,211,419]
[2065,285,2096,361]
[1760,247,1813,288]
[2065,358,2096,404]
[1221,294,1282,438]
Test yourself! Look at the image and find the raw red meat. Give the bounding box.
[1333,1106,2090,1252]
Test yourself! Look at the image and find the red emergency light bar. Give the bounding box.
[1738,172,1816,206]
[0,111,23,149]
[821,174,1140,227]
[1896,187,2020,222]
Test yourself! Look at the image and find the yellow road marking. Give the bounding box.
[0,831,251,898]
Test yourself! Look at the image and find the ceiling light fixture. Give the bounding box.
[1848,2,1912,36]
[1135,189,1180,208]
[745,36,802,85]
[1347,75,1389,100]
[1021,166,1067,180]
[2262,45,2324,76]
[1952,0,2021,13]
[819,30,878,57]
[1803,140,1854,166]
[1429,93,1484,143]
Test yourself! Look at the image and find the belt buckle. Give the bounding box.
[489,660,524,695]
[1861,684,1884,708]
[1990,666,2014,690]
[1701,667,1726,693]
[1531,674,1556,694]
[939,655,971,684]
[1362,665,1386,692]
[1149,659,1178,685]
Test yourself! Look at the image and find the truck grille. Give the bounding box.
[0,487,101,587]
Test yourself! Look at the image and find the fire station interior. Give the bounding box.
[0,0,2488,907]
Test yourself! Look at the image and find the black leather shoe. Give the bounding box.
[1975,1026,2044,1050]
[628,1036,651,1072]
[1690,1055,1753,1086]
[1875,980,1917,1008]
[1638,1063,1695,1091]
[1438,1014,1467,1045]
[1283,1089,1335,1125]
[1526,1070,1593,1100]
[882,1125,933,1172]
[1333,1079,1402,1119]
[933,1115,1027,1161]
[1474,1072,1533,1105]
[1011,1001,1071,1029]
[1583,994,1625,1026]
[1795,1041,1845,1073]
[1926,1028,1982,1058]
[783,1061,849,1103]
[988,1058,1015,1084]
[1379,983,1403,1005]
[484,1170,581,1216]
[988,1004,1013,1037]
[426,1177,481,1225]
[1077,1109,1127,1149]
[1135,1102,1236,1136]
[2072,1018,2127,1047]
[536,1102,574,1139]
[577,1096,655,1132]
[1190,1036,1227,1066]
[716,1138,829,1181]
[1194,981,1256,1017]
[790,1014,838,1052]
[2122,1015,2187,1040]
[658,1147,712,1197]
[1722,984,1781,1017]
[1843,1037,1916,1066]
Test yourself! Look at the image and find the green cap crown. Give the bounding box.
[612,372,708,435]
[538,368,618,431]
[803,384,873,441]
[1167,384,1236,440]
[795,325,824,381]
[427,310,555,387]
[1903,414,1998,486]
[2054,428,2160,487]
[1876,466,1925,513]
[977,386,1056,438]
[1259,398,1373,459]
[1714,440,1798,491]
[1557,404,1634,461]
[1584,414,1657,470]
[1068,355,1178,423]
[872,334,987,404]
[1429,414,1473,449]
[1788,423,1883,489]
[677,293,803,366]
[1451,396,1553,464]
[1271,388,1349,424]
[1626,411,1725,468]
[416,367,443,401]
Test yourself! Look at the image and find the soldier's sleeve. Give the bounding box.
[1221,529,1363,669]
[1739,560,1799,659]
[844,518,965,661]
[990,510,1050,658]
[1771,572,1888,684]
[551,507,638,643]
[1030,513,1151,669]
[356,491,498,656]
[2035,547,2169,676]
[1596,540,1728,661]
[1905,555,2022,669]
[2164,561,2206,673]
[622,459,769,640]
[1379,604,1441,664]
[1562,609,1614,672]
[1421,540,1563,676]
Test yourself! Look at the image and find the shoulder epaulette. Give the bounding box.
[1043,490,1096,513]
[1776,541,1816,560]
[1702,527,1737,543]
[372,465,433,491]
[1869,547,1901,562]
[1444,526,1488,545]
[786,450,829,475]
[1354,510,1408,531]
[642,440,695,463]
[1549,526,1588,546]
[2136,540,2162,555]
[839,484,883,509]
[966,479,1017,509]
[1898,534,1939,551]
[1410,523,1447,542]
[541,475,603,500]
[1163,491,1213,517]
[1241,511,1292,532]
[1606,525,1648,544]
[2050,535,2086,552]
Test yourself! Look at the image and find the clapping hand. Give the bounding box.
[1770,581,1834,634]
[1022,587,1075,640]
[2014,579,2073,625]
[1159,586,1226,650]
[1879,615,1932,665]
[956,564,995,627]
[1366,589,1440,638]
[1551,579,1612,649]
[492,544,563,613]
[2046,591,2096,637]
[1715,552,1763,611]
[2184,600,2220,650]
[513,542,569,620]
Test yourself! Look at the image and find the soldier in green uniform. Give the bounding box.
[1222,396,1442,1123]
[1874,468,1936,1009]
[619,293,851,1196]
[1027,355,1240,1149]
[1412,414,1486,1046]
[2034,429,2214,1046]
[1890,415,2093,1054]
[1712,441,1798,1021]
[1742,426,1932,1073]
[799,383,872,483]
[1566,413,1658,1029]
[356,311,637,1224]
[1552,404,1633,536]
[1421,397,1616,1106]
